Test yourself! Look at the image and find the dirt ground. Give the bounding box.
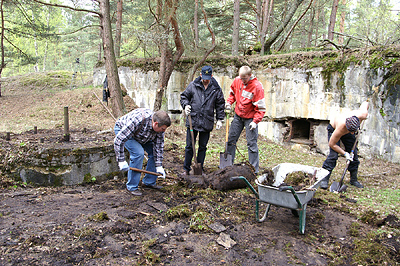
[0,74,399,265]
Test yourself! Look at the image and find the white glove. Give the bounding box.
[216,120,223,130]
[118,161,129,171]
[249,121,257,130]
[156,166,166,179]
[344,152,354,161]
[225,103,231,113]
[184,105,191,116]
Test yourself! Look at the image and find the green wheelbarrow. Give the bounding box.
[231,163,329,234]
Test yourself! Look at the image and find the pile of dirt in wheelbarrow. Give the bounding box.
[260,170,315,191]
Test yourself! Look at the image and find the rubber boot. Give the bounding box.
[349,170,364,188]
[320,172,331,189]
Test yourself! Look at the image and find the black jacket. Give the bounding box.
[180,76,225,132]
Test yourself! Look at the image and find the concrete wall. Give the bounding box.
[93,62,400,163]
[16,145,118,186]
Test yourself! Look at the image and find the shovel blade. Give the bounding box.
[192,163,203,176]
[329,182,347,193]
[338,184,348,193]
[329,181,340,192]
[219,152,233,169]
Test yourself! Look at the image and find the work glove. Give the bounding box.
[118,161,129,171]
[249,121,257,131]
[184,105,191,116]
[156,166,166,179]
[225,103,231,113]
[344,152,354,161]
[216,120,223,130]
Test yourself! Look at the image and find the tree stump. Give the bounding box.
[181,163,257,191]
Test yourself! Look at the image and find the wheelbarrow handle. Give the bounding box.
[278,186,294,192]
[230,176,259,198]
[278,186,302,208]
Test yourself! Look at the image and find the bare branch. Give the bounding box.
[277,0,314,51]
[31,0,101,16]
[4,35,31,58]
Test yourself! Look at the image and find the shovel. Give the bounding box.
[219,112,233,169]
[330,161,350,193]
[188,115,203,175]
[330,121,364,193]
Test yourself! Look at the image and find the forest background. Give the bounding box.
[0,0,399,115]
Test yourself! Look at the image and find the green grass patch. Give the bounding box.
[350,188,400,217]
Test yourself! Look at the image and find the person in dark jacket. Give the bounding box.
[180,66,225,175]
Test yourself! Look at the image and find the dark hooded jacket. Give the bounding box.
[180,76,225,132]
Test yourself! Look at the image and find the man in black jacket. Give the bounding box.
[180,66,225,175]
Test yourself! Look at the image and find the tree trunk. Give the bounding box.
[314,0,320,45]
[307,0,315,47]
[263,0,304,54]
[114,0,123,58]
[278,0,313,51]
[153,0,184,111]
[260,0,273,55]
[43,7,50,72]
[32,13,39,72]
[99,0,126,118]
[231,0,240,56]
[186,0,216,85]
[338,0,346,45]
[0,0,4,97]
[194,0,199,50]
[256,0,261,42]
[327,0,339,41]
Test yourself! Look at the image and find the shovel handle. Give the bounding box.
[129,167,178,180]
[225,112,230,143]
[188,115,199,165]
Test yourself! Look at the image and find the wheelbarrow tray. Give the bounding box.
[256,163,330,209]
[233,163,329,234]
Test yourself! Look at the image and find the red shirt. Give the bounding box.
[226,76,266,123]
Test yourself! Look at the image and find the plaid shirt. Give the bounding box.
[114,108,165,167]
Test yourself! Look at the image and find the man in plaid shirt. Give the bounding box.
[114,108,171,196]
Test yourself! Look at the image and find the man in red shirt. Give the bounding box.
[225,66,266,174]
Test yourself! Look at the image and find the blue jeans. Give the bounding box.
[114,125,158,191]
[227,114,259,173]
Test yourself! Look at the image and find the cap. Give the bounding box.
[345,116,360,132]
[201,66,212,80]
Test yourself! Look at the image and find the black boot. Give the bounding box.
[349,170,364,188]
[320,173,331,189]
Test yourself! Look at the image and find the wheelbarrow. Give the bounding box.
[231,163,329,234]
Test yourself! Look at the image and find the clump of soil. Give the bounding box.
[280,171,313,191]
[261,170,315,191]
